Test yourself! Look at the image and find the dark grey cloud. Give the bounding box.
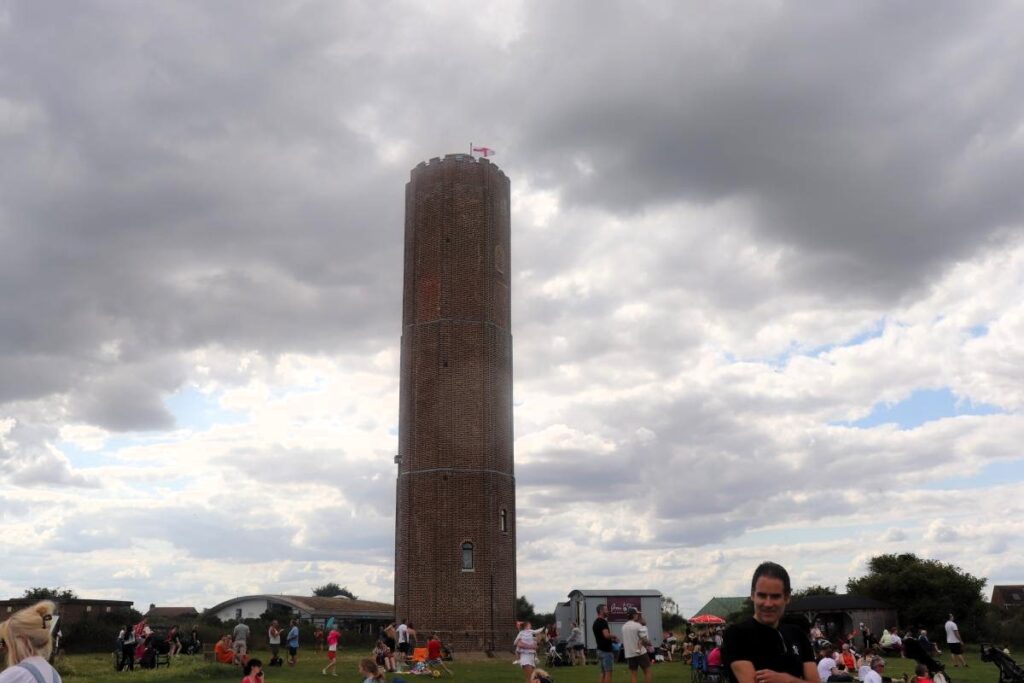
[5,0,1021,430]
[1,1,407,416]
[501,1,1024,295]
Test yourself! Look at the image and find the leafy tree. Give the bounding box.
[662,596,685,631]
[312,582,357,599]
[516,595,538,623]
[792,585,838,598]
[847,553,986,638]
[514,595,555,626]
[23,587,78,601]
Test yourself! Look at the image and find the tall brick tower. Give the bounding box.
[394,154,516,652]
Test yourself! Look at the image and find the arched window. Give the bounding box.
[499,508,508,532]
[461,541,474,571]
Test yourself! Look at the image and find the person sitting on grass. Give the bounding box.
[359,657,386,683]
[215,634,236,664]
[531,667,554,683]
[373,638,396,672]
[914,663,933,683]
[427,633,454,677]
[242,658,264,683]
[826,663,854,682]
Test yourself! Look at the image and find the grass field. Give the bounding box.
[44,647,1003,683]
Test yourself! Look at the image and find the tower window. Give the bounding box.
[499,508,508,532]
[461,541,475,571]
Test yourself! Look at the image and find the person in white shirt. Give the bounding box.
[944,614,966,668]
[816,645,838,683]
[0,600,63,683]
[397,620,410,667]
[621,608,652,683]
[513,621,548,683]
[862,657,885,683]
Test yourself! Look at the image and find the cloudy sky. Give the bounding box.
[2,0,1023,618]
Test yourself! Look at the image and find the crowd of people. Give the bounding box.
[1,577,980,683]
[713,561,974,683]
[115,618,202,671]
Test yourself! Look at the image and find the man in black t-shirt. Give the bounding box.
[722,562,816,683]
[592,603,618,683]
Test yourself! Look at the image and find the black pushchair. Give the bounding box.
[546,640,572,667]
[981,644,1024,683]
[904,637,951,683]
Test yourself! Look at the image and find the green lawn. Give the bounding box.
[43,647,1004,683]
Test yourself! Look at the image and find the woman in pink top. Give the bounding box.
[322,625,341,676]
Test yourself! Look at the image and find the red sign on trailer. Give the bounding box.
[607,596,643,622]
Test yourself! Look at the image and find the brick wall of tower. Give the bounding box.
[395,154,516,652]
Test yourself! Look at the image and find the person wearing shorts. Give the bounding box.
[593,603,618,683]
[286,619,300,666]
[232,621,250,661]
[323,624,340,676]
[944,615,966,667]
[622,608,652,683]
[268,620,281,662]
[568,622,586,666]
[515,621,547,683]
[397,620,411,664]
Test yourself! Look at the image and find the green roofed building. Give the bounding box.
[693,596,748,620]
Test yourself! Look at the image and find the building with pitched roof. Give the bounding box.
[206,595,393,634]
[991,585,1024,610]
[786,594,896,638]
[693,596,749,620]
[143,605,200,625]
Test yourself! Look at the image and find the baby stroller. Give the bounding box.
[904,636,951,683]
[546,641,571,667]
[981,644,1024,683]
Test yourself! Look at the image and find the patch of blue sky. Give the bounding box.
[968,324,988,338]
[842,387,1003,430]
[58,441,108,469]
[923,458,1024,491]
[164,386,246,431]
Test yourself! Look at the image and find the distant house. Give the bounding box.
[0,598,133,626]
[693,596,749,620]
[786,594,897,638]
[206,595,393,634]
[144,604,200,625]
[991,585,1024,610]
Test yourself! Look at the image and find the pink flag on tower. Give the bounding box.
[471,145,496,158]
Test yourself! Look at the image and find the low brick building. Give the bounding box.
[144,604,200,625]
[0,597,133,625]
[991,585,1024,610]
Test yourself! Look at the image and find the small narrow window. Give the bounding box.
[86,605,92,612]
[461,541,475,571]
[235,608,242,620]
[499,508,508,532]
